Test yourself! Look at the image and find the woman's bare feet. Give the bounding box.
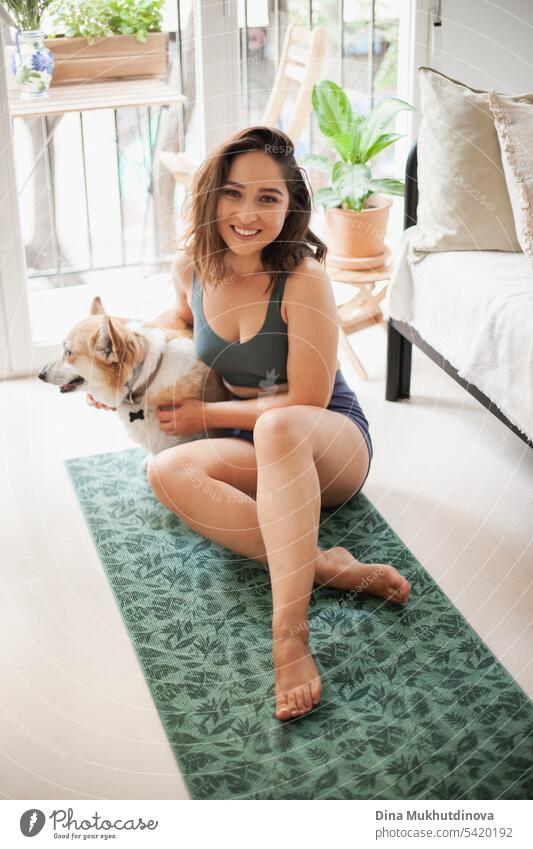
[273,625,321,721]
[270,551,408,722]
[315,546,410,604]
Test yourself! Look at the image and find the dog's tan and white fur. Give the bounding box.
[38,296,228,457]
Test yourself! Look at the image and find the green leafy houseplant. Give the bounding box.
[303,79,415,213]
[2,0,53,30]
[47,0,164,45]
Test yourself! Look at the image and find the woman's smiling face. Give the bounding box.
[216,150,290,255]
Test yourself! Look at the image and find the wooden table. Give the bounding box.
[8,77,186,117]
[327,260,391,381]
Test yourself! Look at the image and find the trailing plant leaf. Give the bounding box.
[48,0,113,42]
[329,130,361,163]
[108,0,163,42]
[313,187,343,209]
[358,97,415,160]
[363,131,404,162]
[48,0,164,45]
[369,178,405,196]
[332,161,371,211]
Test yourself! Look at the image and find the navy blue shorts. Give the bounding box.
[220,368,373,467]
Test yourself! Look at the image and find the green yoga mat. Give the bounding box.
[66,447,533,800]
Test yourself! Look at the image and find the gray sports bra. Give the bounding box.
[191,269,289,388]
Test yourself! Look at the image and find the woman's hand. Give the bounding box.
[86,392,117,411]
[156,399,208,436]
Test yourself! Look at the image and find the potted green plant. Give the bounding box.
[44,0,168,85]
[303,80,415,268]
[3,0,55,97]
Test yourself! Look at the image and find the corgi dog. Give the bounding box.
[38,296,229,457]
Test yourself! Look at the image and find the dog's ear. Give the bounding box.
[95,315,121,364]
[90,296,106,316]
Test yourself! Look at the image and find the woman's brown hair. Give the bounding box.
[180,125,327,294]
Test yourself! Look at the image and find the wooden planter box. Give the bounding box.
[44,32,169,85]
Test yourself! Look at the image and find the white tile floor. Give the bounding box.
[1,317,532,800]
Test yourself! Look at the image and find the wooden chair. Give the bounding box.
[158,23,327,190]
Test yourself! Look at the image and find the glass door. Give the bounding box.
[0,19,33,377]
[0,3,195,377]
[1,0,420,379]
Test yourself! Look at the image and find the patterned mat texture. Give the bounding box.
[65,447,533,799]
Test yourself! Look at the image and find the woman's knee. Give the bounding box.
[253,407,305,447]
[146,447,197,505]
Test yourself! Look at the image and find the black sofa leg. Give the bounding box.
[386,321,412,401]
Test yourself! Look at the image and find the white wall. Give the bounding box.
[0,267,11,376]
[431,0,533,93]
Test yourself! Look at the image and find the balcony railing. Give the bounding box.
[8,0,400,293]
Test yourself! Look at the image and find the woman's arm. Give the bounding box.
[203,259,339,431]
[152,306,190,330]
[153,251,195,330]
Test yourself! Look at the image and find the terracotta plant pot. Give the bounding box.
[324,194,392,260]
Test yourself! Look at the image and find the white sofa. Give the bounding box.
[382,147,533,448]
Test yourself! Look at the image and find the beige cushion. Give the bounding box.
[489,91,533,268]
[409,67,532,262]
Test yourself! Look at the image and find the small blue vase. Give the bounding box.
[12,30,54,98]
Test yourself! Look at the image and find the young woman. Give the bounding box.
[89,126,410,721]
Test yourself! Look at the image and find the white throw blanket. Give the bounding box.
[382,227,533,442]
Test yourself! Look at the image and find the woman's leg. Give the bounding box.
[147,436,268,561]
[250,405,404,719]
[146,430,394,583]
[147,411,410,719]
[252,407,324,720]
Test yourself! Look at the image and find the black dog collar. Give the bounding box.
[123,352,163,406]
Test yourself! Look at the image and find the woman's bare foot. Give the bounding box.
[315,546,410,604]
[270,552,407,721]
[273,625,321,721]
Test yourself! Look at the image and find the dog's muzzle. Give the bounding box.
[57,375,85,393]
[38,363,86,393]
